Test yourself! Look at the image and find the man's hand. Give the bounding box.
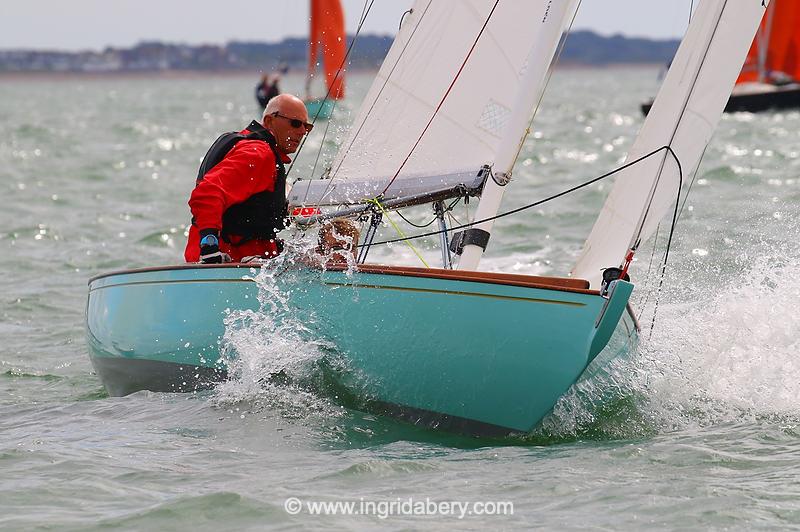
[199,230,231,264]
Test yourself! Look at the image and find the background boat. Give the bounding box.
[304,0,346,120]
[642,0,800,115]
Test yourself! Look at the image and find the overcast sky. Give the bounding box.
[0,0,693,52]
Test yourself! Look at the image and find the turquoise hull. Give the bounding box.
[86,264,635,435]
[304,98,336,120]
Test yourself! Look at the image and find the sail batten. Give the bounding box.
[572,0,771,289]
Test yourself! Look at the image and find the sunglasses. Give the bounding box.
[271,112,313,132]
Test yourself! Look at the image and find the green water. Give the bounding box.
[1,69,799,529]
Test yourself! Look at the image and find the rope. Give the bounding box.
[365,145,688,337]
[361,145,680,248]
[365,198,430,268]
[396,210,437,229]
[309,114,334,182]
[646,151,685,339]
[395,196,461,228]
[399,8,413,30]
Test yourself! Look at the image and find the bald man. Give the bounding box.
[185,94,313,263]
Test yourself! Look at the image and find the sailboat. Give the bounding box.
[86,0,769,436]
[643,0,799,115]
[304,0,346,120]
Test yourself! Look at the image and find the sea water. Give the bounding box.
[1,68,799,529]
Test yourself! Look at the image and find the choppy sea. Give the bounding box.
[1,68,799,530]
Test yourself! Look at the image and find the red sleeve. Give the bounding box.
[188,140,278,231]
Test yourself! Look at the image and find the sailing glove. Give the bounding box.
[199,229,230,264]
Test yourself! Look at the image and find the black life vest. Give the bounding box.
[194,120,287,243]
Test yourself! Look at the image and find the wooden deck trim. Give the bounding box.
[332,264,596,295]
[90,262,597,295]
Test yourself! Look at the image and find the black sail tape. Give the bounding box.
[449,228,490,255]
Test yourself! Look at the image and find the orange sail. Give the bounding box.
[737,0,800,83]
[308,0,346,100]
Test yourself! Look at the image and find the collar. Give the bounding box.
[247,120,292,163]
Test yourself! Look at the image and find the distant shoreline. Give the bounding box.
[0,63,662,82]
[0,68,369,82]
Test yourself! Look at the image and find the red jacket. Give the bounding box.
[184,128,291,262]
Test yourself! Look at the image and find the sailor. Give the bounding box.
[184,93,313,263]
[267,73,281,101]
[295,218,361,268]
[255,74,270,108]
[255,73,281,108]
[317,218,361,262]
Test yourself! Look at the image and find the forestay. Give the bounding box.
[572,0,770,289]
[289,0,564,209]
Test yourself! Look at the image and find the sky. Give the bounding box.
[0,0,693,52]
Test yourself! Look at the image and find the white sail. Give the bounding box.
[293,0,565,208]
[572,0,770,289]
[458,0,578,270]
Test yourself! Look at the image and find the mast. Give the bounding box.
[458,0,578,271]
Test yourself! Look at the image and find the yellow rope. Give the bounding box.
[365,198,430,268]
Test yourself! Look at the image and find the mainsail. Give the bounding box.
[308,0,346,100]
[737,0,800,84]
[290,0,573,210]
[572,0,770,289]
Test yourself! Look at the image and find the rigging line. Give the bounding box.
[446,201,466,230]
[676,144,706,222]
[444,196,464,227]
[644,141,708,333]
[379,0,502,196]
[446,210,460,228]
[396,195,462,228]
[509,0,584,168]
[361,145,679,248]
[635,223,660,311]
[630,0,730,251]
[647,149,684,339]
[446,195,461,211]
[399,8,413,30]
[396,210,437,228]
[288,0,376,182]
[326,0,434,187]
[366,198,430,268]
[309,112,335,181]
